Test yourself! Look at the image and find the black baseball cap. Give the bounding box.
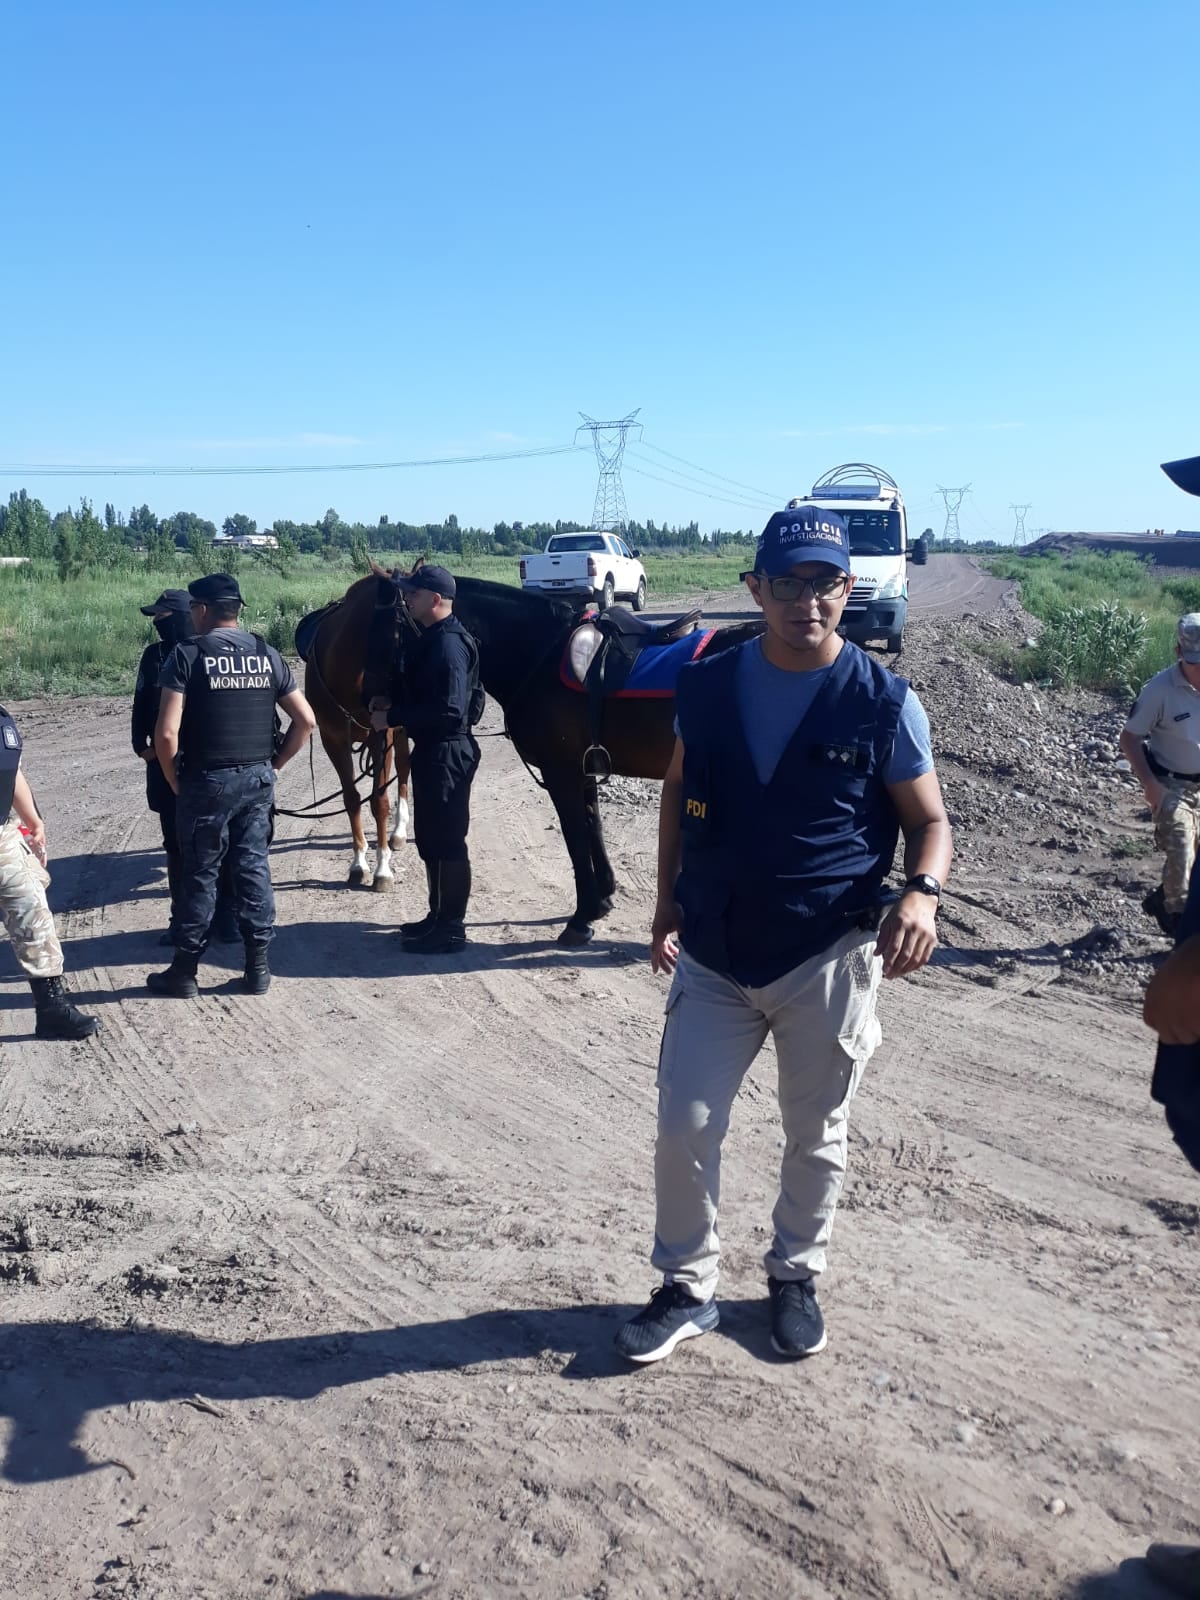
[188,573,244,607]
[139,588,192,617]
[396,565,456,599]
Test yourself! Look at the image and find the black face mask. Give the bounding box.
[153,610,195,646]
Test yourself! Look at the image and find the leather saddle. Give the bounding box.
[566,605,703,687]
[295,602,339,663]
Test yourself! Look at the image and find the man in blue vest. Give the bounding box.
[146,573,315,999]
[616,507,953,1365]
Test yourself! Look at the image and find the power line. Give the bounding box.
[623,462,772,517]
[625,450,778,512]
[0,443,583,479]
[638,440,786,503]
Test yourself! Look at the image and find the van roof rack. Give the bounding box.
[810,462,899,498]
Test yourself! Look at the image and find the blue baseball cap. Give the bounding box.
[754,507,851,577]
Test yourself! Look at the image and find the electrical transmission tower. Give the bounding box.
[575,410,642,530]
[1010,503,1032,545]
[935,484,971,543]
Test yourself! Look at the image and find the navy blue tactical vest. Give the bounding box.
[0,705,22,817]
[178,633,279,772]
[674,639,906,986]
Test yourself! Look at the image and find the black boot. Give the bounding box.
[1143,884,1182,939]
[146,951,200,999]
[407,860,470,955]
[242,943,271,995]
[400,862,440,941]
[30,976,99,1040]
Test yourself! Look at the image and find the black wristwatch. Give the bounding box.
[904,874,942,900]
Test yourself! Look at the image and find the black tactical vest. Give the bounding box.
[0,704,23,817]
[178,632,279,772]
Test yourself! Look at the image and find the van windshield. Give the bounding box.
[548,534,607,553]
[844,511,903,556]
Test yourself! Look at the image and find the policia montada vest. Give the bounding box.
[174,632,282,772]
[674,639,907,987]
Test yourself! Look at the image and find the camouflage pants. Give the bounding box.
[1155,778,1200,914]
[0,818,64,979]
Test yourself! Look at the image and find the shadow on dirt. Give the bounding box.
[0,1299,782,1485]
[1060,1559,1178,1598]
[7,921,648,1004]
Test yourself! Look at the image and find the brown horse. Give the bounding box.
[302,572,412,890]
[382,566,762,943]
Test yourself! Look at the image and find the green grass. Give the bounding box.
[1111,834,1155,860]
[987,550,1192,694]
[0,548,749,697]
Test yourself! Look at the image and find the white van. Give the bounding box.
[788,463,909,653]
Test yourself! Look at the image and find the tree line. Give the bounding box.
[0,489,757,578]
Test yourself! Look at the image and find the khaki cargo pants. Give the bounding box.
[652,925,883,1302]
[0,818,64,979]
[1156,777,1200,915]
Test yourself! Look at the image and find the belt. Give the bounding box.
[185,759,273,775]
[1147,750,1200,783]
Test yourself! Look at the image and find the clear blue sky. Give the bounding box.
[5,1,1199,540]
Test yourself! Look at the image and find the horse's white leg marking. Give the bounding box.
[372,844,394,891]
[349,846,369,881]
[388,796,410,849]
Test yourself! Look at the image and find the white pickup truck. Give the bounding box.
[519,531,647,611]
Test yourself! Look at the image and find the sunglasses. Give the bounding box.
[743,571,850,602]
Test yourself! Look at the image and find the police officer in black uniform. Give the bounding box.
[369,565,482,955]
[132,589,237,945]
[146,573,316,999]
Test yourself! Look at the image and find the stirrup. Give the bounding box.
[582,743,612,782]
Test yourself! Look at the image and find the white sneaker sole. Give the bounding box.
[619,1314,719,1365]
[770,1328,827,1358]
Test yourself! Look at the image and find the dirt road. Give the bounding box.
[660,551,1012,623]
[2,559,1197,1600]
[906,553,1015,617]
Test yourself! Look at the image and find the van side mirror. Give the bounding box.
[631,549,641,558]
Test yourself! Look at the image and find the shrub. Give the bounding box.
[1034,600,1148,692]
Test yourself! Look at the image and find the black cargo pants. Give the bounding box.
[411,734,480,865]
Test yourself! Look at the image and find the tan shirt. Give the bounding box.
[1124,663,1200,775]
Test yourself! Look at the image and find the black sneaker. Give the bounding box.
[768,1277,827,1357]
[614,1283,719,1365]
